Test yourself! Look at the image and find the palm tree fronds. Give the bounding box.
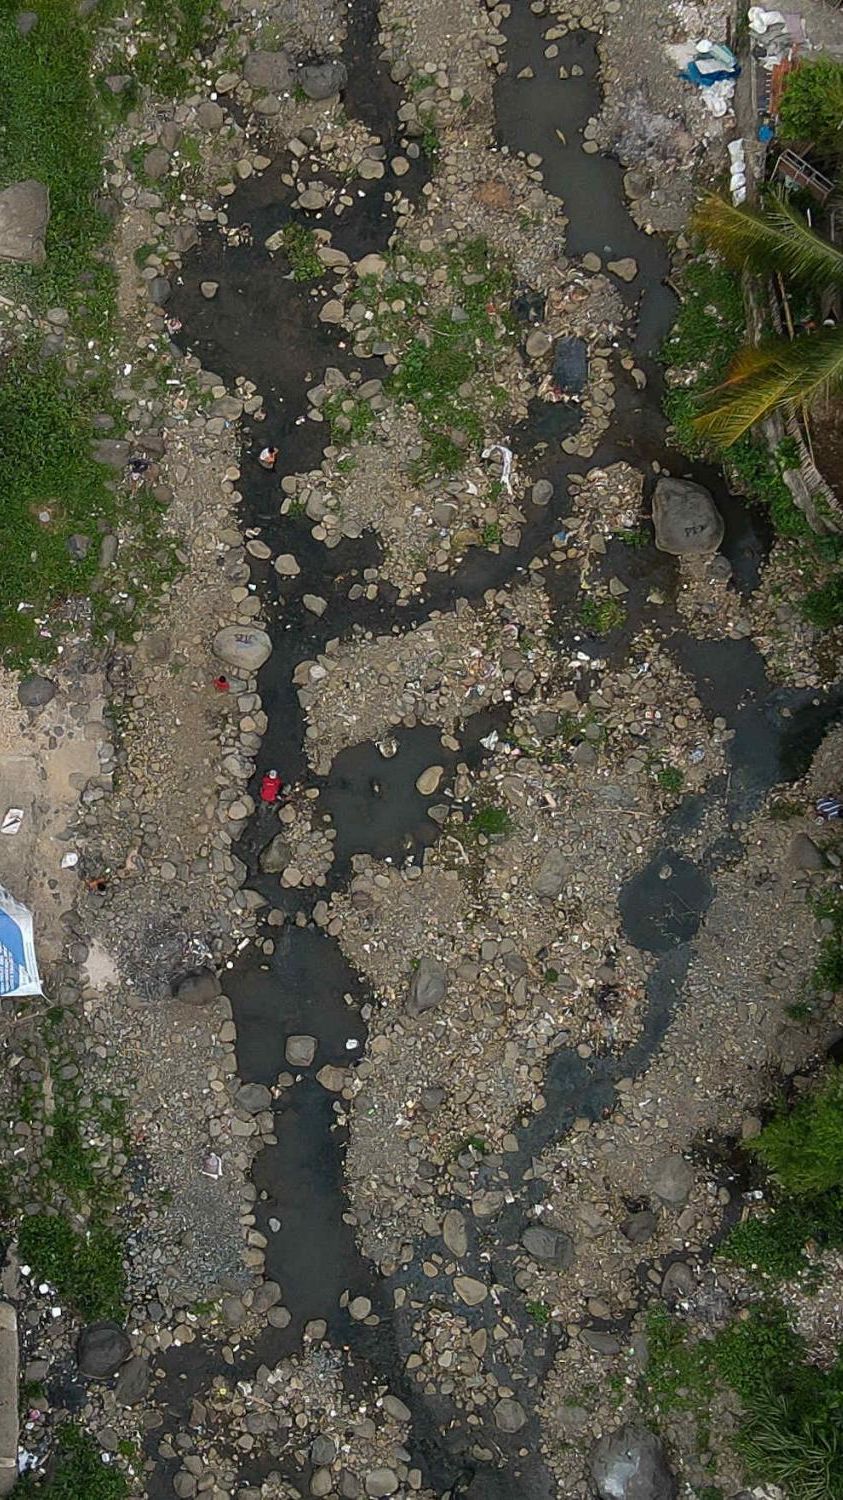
[692,326,843,446]
[692,192,843,295]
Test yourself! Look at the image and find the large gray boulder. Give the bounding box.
[590,1425,676,1500]
[114,1354,150,1406]
[406,957,447,1017]
[298,60,348,99]
[171,967,221,1006]
[92,438,130,468]
[259,833,292,873]
[649,1155,694,1208]
[213,625,272,673]
[652,477,723,556]
[521,1224,574,1268]
[17,674,56,709]
[244,49,293,92]
[0,180,49,266]
[533,848,569,899]
[76,1321,131,1380]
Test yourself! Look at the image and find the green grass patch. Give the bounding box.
[12,1423,129,1499]
[803,574,843,630]
[481,521,503,546]
[392,238,513,477]
[0,0,115,327]
[467,803,513,838]
[525,1299,551,1325]
[641,1306,714,1415]
[654,764,684,794]
[812,894,843,993]
[134,0,221,96]
[278,223,323,282]
[721,1191,843,1281]
[0,335,178,663]
[18,1213,125,1321]
[323,392,376,443]
[579,596,627,635]
[0,349,118,664]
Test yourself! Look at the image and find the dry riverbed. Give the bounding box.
[0,0,841,1496]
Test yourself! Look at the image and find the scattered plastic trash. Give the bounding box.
[59,851,79,869]
[1,808,24,836]
[703,78,737,116]
[200,1151,223,1179]
[680,38,740,115]
[0,886,42,997]
[481,443,514,495]
[480,729,499,751]
[748,7,786,34]
[553,529,570,547]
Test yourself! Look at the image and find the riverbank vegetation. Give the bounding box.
[0,0,193,664]
[661,233,843,628]
[690,194,843,450]
[644,1066,843,1500]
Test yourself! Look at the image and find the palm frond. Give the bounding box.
[692,192,843,294]
[693,326,843,445]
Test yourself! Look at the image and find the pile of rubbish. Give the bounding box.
[680,39,741,117]
[749,6,804,70]
[728,138,747,203]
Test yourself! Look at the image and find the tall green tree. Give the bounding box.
[690,193,843,446]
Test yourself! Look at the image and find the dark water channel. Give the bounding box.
[155,4,843,1497]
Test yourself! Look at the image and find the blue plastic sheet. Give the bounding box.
[0,886,41,996]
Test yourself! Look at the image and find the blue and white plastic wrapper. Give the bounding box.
[0,885,42,997]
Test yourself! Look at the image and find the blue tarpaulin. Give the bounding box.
[0,886,41,996]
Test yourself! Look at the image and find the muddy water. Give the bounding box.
[159,4,843,1497]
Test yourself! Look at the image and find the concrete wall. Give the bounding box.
[0,1302,18,1498]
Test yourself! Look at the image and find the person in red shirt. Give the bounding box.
[260,769,284,803]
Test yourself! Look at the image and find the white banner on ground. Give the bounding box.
[0,886,42,997]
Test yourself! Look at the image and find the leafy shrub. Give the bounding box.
[778,56,843,162]
[278,223,323,282]
[750,1066,843,1195]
